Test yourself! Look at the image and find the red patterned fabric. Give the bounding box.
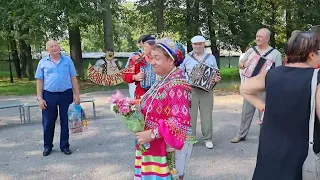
[122,53,152,99]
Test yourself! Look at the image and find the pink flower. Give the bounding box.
[119,105,131,115]
[116,98,129,107]
[109,90,124,104]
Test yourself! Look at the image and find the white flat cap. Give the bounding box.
[191,35,206,43]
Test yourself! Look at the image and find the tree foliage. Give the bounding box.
[0,0,319,79]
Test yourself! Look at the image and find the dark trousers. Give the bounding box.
[42,89,73,150]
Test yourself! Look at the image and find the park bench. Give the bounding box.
[24,97,96,123]
[0,100,26,123]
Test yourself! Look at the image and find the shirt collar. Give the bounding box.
[190,50,207,59]
[46,55,62,62]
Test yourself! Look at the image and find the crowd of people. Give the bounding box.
[33,25,320,180]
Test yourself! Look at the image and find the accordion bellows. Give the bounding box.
[140,63,157,89]
[189,64,219,92]
[243,55,275,78]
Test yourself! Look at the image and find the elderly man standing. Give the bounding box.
[35,40,80,156]
[231,28,282,143]
[179,35,221,149]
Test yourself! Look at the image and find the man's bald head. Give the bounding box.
[46,40,61,56]
[257,28,271,40]
[46,40,59,50]
[256,28,271,47]
[310,25,320,36]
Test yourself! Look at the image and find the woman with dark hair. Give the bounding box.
[240,31,320,180]
[134,38,193,180]
[122,34,156,99]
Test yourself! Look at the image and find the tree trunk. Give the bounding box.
[186,0,192,52]
[102,0,114,50]
[156,0,165,34]
[192,1,200,35]
[285,6,292,40]
[269,2,276,48]
[19,39,28,78]
[68,24,84,79]
[186,0,199,52]
[206,2,220,68]
[9,36,22,79]
[26,44,34,81]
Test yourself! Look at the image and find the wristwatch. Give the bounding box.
[37,97,42,101]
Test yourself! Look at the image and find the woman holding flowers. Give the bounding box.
[134,38,193,180]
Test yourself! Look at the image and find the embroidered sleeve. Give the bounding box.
[122,58,136,83]
[157,83,192,150]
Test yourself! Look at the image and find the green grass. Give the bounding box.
[219,68,240,82]
[0,78,36,96]
[0,67,241,96]
[216,82,240,94]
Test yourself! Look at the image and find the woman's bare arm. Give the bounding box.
[240,71,267,110]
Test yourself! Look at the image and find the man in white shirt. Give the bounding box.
[179,35,221,149]
[231,28,283,143]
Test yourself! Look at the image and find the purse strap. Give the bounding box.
[309,69,319,145]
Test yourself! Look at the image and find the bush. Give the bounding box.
[220,68,240,82]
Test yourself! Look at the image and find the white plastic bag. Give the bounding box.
[68,103,87,133]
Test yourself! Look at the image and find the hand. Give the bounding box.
[133,72,144,81]
[239,62,245,69]
[213,73,221,83]
[136,130,153,144]
[74,95,80,105]
[39,99,47,110]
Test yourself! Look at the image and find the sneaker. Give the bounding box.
[205,141,214,149]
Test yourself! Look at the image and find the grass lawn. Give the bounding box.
[0,68,240,96]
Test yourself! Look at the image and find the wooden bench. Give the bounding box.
[24,97,96,123]
[0,100,26,123]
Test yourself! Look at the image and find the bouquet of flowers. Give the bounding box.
[109,90,149,152]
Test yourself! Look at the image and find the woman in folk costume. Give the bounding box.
[135,38,194,180]
[122,34,156,99]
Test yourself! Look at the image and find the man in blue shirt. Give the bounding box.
[35,40,80,156]
[179,35,221,149]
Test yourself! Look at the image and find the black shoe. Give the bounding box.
[61,148,72,155]
[43,148,52,156]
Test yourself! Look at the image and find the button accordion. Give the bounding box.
[189,63,220,92]
[140,63,158,89]
[243,47,275,78]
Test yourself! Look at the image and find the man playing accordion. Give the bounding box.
[179,35,221,149]
[231,28,283,143]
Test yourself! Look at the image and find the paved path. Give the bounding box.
[0,90,261,180]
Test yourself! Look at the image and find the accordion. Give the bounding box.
[243,54,275,78]
[189,63,219,92]
[140,63,157,89]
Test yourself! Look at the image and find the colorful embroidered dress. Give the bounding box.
[134,68,192,180]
